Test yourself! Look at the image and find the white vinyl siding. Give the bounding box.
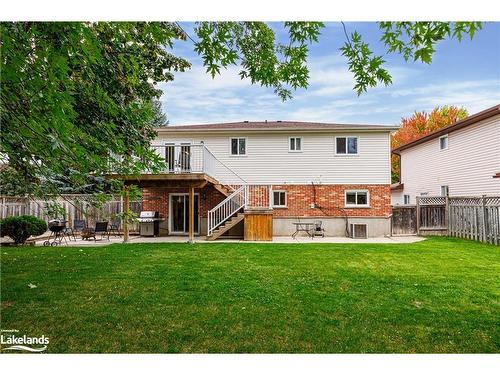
[394,115,500,204]
[155,131,392,185]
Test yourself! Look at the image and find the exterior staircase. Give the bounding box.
[213,183,232,197]
[206,212,245,240]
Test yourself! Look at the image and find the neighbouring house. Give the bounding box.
[391,104,500,206]
[117,121,398,240]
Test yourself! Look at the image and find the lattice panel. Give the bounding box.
[449,196,500,207]
[418,196,446,206]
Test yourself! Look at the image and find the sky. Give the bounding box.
[158,22,500,126]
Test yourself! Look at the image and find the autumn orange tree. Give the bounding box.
[391,106,468,183]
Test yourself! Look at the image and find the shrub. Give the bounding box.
[0,215,48,244]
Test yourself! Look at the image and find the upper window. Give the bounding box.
[439,135,448,150]
[440,185,449,196]
[289,137,302,152]
[230,138,246,156]
[404,194,410,205]
[345,190,369,207]
[272,191,287,207]
[336,137,358,155]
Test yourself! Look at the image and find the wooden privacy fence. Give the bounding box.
[392,195,500,245]
[0,195,142,232]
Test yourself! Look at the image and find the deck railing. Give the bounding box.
[151,144,246,188]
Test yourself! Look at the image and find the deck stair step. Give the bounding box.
[213,184,233,197]
[206,212,244,240]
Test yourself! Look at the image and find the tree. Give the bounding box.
[391,106,469,183]
[1,22,189,199]
[0,22,482,199]
[150,99,168,127]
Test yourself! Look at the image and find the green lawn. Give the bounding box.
[1,237,499,353]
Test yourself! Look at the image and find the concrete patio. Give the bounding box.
[30,234,425,246]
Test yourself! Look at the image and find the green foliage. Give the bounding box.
[340,29,392,95]
[0,22,189,198]
[194,22,324,100]
[0,215,48,244]
[379,22,482,64]
[44,201,66,220]
[150,99,168,127]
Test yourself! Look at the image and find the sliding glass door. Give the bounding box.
[169,194,199,234]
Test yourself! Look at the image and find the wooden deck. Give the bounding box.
[108,172,220,188]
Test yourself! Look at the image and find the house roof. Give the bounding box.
[155,121,399,133]
[392,104,500,154]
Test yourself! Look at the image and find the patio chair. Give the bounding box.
[313,220,325,237]
[81,221,110,241]
[63,219,87,241]
[109,218,121,237]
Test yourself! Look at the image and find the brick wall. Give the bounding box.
[142,184,391,219]
[142,185,226,218]
[271,184,391,217]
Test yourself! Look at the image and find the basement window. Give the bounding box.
[345,190,369,207]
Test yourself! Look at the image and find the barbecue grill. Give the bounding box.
[137,211,164,236]
[43,219,68,246]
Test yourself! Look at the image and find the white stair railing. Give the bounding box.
[207,185,247,236]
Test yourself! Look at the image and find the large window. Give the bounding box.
[272,191,287,207]
[439,135,448,150]
[336,136,358,155]
[289,137,302,152]
[345,190,369,207]
[230,138,246,155]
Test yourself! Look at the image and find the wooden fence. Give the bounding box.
[392,195,500,245]
[0,195,142,232]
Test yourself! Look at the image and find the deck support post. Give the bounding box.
[188,186,194,243]
[123,184,130,243]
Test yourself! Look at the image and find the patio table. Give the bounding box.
[291,222,315,239]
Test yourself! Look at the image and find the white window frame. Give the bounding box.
[288,137,303,152]
[229,137,247,156]
[344,190,369,208]
[403,194,410,205]
[272,190,287,208]
[440,185,449,196]
[335,136,359,155]
[439,135,449,150]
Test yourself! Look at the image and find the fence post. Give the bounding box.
[481,195,487,243]
[445,195,450,235]
[416,196,421,235]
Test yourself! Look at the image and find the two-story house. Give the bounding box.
[391,105,500,205]
[120,121,397,240]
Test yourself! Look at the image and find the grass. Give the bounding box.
[0,237,499,353]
